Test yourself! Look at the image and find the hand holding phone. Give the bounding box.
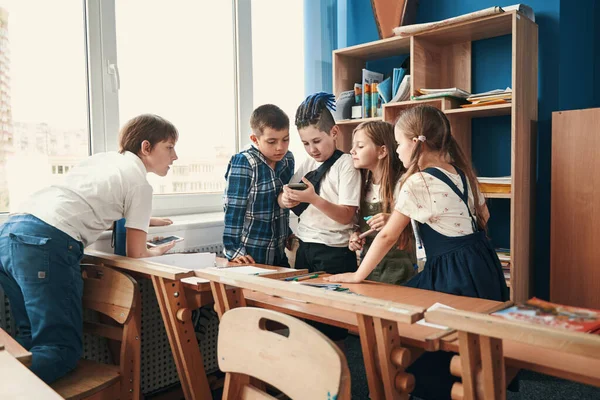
[287,183,308,191]
[147,235,184,247]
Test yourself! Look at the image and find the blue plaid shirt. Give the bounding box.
[223,146,294,265]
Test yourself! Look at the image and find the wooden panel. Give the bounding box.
[551,108,600,308]
[416,11,514,45]
[447,115,472,164]
[444,103,512,118]
[84,250,195,280]
[333,54,365,97]
[411,37,442,97]
[334,36,411,59]
[51,359,120,400]
[196,269,424,324]
[440,41,471,92]
[0,327,31,365]
[510,14,537,303]
[383,99,451,125]
[479,336,506,400]
[0,349,63,399]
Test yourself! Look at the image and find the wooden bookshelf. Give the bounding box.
[332,11,538,302]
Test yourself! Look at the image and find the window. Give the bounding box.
[0,1,88,213]
[250,0,306,165]
[0,0,250,219]
[114,0,236,197]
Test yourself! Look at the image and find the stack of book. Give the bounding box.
[461,87,512,108]
[411,87,470,101]
[496,248,511,282]
[492,297,600,335]
[478,176,511,194]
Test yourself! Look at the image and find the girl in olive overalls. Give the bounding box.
[348,121,416,285]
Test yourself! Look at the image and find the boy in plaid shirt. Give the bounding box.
[223,104,294,266]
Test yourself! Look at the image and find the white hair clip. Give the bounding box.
[417,135,427,142]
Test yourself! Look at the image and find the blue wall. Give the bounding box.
[341,0,600,299]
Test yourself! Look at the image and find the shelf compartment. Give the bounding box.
[444,103,512,118]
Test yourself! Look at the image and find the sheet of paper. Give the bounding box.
[141,252,216,270]
[416,302,456,330]
[213,266,273,275]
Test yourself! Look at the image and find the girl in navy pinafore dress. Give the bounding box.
[326,105,508,399]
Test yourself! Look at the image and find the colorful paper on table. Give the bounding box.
[492,298,600,333]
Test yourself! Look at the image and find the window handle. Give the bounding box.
[107,61,121,92]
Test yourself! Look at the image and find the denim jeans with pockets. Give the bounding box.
[0,214,84,383]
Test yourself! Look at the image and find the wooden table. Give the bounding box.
[245,277,507,351]
[0,327,62,399]
[196,269,508,400]
[83,250,306,400]
[0,327,32,366]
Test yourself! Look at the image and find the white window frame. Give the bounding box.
[87,0,254,216]
[0,0,253,223]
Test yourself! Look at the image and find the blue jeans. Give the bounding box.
[0,214,84,384]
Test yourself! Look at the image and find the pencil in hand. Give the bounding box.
[358,228,376,239]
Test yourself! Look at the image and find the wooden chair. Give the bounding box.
[217,307,351,399]
[425,308,600,400]
[51,264,142,400]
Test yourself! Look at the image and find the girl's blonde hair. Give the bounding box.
[395,105,487,231]
[353,120,413,251]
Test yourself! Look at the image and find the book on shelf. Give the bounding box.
[496,247,510,262]
[412,87,470,101]
[492,298,600,333]
[460,87,513,108]
[362,69,384,119]
[390,75,411,103]
[478,176,511,193]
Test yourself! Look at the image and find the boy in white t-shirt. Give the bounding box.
[0,114,179,384]
[281,92,361,274]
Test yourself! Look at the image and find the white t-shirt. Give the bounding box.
[395,168,485,237]
[291,153,361,247]
[18,151,153,247]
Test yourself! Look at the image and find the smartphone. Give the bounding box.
[287,183,308,190]
[147,235,184,247]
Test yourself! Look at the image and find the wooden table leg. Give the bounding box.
[457,331,481,400]
[357,315,413,400]
[152,276,212,400]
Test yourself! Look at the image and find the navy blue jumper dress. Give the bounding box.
[403,167,509,302]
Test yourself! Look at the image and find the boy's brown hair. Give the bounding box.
[119,114,178,155]
[250,104,290,136]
